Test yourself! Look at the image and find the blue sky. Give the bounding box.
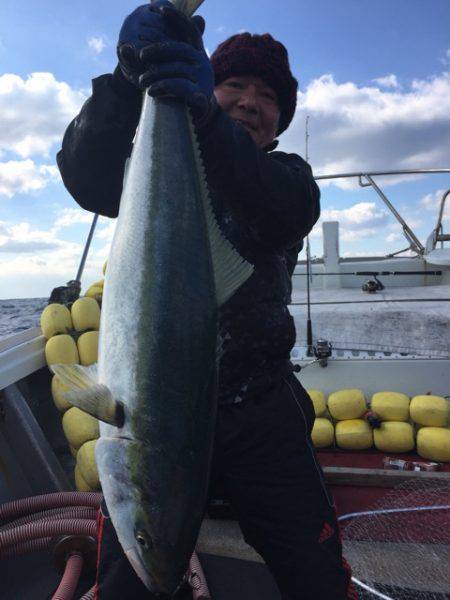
[0,0,449,298]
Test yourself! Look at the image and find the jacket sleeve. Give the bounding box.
[56,70,142,218]
[196,105,321,250]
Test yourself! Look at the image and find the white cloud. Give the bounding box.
[279,72,450,187]
[0,217,108,298]
[0,221,71,253]
[386,232,401,243]
[53,207,95,230]
[310,202,389,243]
[88,36,107,54]
[372,74,399,89]
[0,72,86,159]
[0,160,60,198]
[420,188,450,221]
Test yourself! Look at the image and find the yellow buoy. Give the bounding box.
[374,422,415,453]
[77,440,100,489]
[311,418,334,448]
[40,304,73,339]
[77,331,99,366]
[74,464,95,492]
[62,407,99,450]
[371,391,410,422]
[85,286,103,300]
[328,389,366,421]
[335,419,373,450]
[51,374,73,412]
[417,427,450,462]
[92,279,104,289]
[410,395,449,427]
[45,335,79,366]
[71,297,101,332]
[102,261,108,275]
[307,390,327,417]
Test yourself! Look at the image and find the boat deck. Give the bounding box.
[290,284,450,357]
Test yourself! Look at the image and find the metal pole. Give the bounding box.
[305,237,313,356]
[75,214,99,283]
[364,175,425,255]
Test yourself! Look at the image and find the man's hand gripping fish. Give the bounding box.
[51,0,253,595]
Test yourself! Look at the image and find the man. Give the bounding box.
[57,3,356,598]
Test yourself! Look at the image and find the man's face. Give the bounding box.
[214,75,281,148]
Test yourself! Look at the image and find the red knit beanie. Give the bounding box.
[210,32,298,135]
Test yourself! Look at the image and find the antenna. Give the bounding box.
[304,115,313,356]
[305,115,310,163]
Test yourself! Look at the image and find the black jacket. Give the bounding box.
[57,73,320,404]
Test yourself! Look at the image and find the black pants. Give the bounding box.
[95,374,356,599]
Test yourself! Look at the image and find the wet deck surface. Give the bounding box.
[290,284,450,356]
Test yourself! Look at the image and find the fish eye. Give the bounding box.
[135,530,152,550]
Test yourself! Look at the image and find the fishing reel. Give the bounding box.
[313,339,332,367]
[362,275,384,293]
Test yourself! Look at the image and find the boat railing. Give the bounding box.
[314,168,450,257]
[430,189,450,250]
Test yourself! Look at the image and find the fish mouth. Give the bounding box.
[125,546,157,592]
[125,546,179,597]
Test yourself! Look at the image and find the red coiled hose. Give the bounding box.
[79,585,96,600]
[0,492,102,523]
[0,519,97,552]
[0,492,211,600]
[189,552,211,600]
[52,552,84,600]
[0,507,97,532]
[1,536,52,558]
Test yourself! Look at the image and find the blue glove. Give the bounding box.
[117,1,175,88]
[141,6,214,116]
[119,3,213,118]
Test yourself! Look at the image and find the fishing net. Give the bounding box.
[339,479,450,599]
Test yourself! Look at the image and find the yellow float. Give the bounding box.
[76,439,100,489]
[328,389,366,421]
[371,391,410,422]
[373,422,415,453]
[335,419,373,450]
[85,285,103,300]
[410,395,449,427]
[40,304,73,339]
[417,427,450,462]
[307,390,327,417]
[77,330,99,366]
[311,418,334,448]
[62,407,99,450]
[71,297,101,332]
[45,335,79,366]
[74,464,95,492]
[51,374,73,412]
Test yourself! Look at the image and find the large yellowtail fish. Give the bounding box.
[52,0,253,595]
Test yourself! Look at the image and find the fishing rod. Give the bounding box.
[305,236,313,356]
[75,214,99,283]
[304,116,314,357]
[48,214,99,305]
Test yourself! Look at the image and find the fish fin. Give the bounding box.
[168,0,205,17]
[187,115,254,306]
[50,364,124,427]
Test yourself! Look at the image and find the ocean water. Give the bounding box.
[0,298,47,340]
